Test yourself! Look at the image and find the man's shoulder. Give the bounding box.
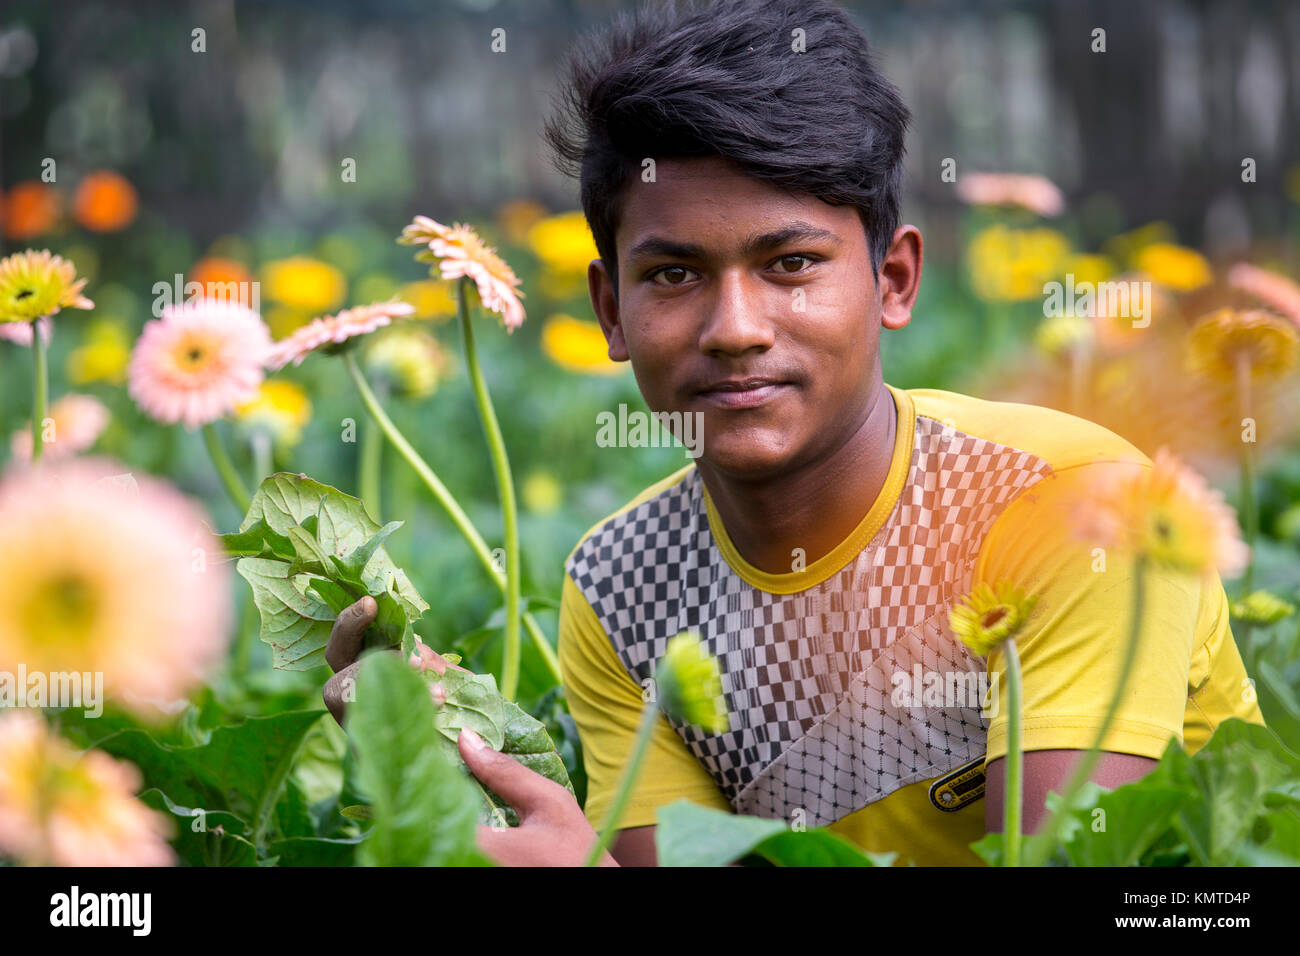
[563,463,697,570]
[902,385,1150,474]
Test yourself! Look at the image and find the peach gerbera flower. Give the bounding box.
[399,216,526,332]
[11,393,109,461]
[265,300,416,370]
[0,249,93,324]
[0,711,174,866]
[128,298,271,429]
[1227,263,1300,322]
[0,458,232,713]
[1071,448,1248,577]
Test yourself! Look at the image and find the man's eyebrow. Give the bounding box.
[625,221,843,265]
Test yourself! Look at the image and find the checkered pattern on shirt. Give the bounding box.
[565,413,1055,819]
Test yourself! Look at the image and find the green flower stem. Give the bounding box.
[250,429,273,487]
[456,278,523,701]
[202,422,251,514]
[585,699,659,866]
[31,322,48,464]
[1025,554,1147,866]
[358,379,387,521]
[1001,639,1024,867]
[343,351,562,687]
[1237,356,1258,595]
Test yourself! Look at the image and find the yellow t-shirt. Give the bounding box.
[558,384,1264,866]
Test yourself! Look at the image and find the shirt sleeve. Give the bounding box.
[557,571,732,829]
[973,461,1264,766]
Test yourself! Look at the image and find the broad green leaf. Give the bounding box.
[235,558,337,671]
[655,800,787,866]
[265,834,364,866]
[348,651,488,866]
[1255,660,1300,756]
[139,789,256,867]
[92,710,325,854]
[1058,784,1190,866]
[224,474,428,670]
[752,828,892,867]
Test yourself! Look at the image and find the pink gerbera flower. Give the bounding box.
[399,216,526,332]
[265,300,416,370]
[128,299,271,429]
[11,393,110,460]
[0,315,52,347]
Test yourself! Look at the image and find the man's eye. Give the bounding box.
[650,266,695,286]
[774,255,816,274]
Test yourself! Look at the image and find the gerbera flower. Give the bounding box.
[128,298,271,429]
[363,324,452,398]
[73,171,138,233]
[1,182,61,240]
[265,300,415,370]
[1132,243,1211,292]
[1227,263,1300,322]
[234,379,312,446]
[1071,448,1248,577]
[398,216,526,332]
[260,256,346,313]
[542,314,625,375]
[0,458,232,712]
[0,249,93,324]
[0,711,173,866]
[0,314,51,347]
[1187,308,1300,384]
[955,172,1066,217]
[949,581,1039,657]
[1230,590,1295,627]
[655,632,728,733]
[10,393,109,460]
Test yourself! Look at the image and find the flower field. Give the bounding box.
[2,0,1300,874]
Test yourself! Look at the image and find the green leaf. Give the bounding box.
[417,670,574,825]
[139,789,257,867]
[1058,784,1190,866]
[264,834,364,867]
[92,710,326,854]
[348,651,488,866]
[752,828,893,867]
[655,801,787,866]
[226,474,428,670]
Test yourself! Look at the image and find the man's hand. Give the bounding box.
[457,727,618,867]
[322,596,466,724]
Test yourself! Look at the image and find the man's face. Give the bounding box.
[592,156,906,480]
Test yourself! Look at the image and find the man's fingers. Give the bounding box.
[323,659,361,725]
[457,729,569,821]
[324,596,378,673]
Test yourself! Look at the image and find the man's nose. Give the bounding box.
[697,270,777,356]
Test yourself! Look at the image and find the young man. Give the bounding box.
[326,0,1263,866]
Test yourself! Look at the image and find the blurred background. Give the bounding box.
[2,0,1299,733]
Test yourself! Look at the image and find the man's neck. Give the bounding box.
[696,381,899,576]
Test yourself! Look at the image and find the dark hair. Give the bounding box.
[543,0,910,298]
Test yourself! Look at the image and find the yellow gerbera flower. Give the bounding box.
[541,313,624,375]
[0,249,94,324]
[1034,312,1093,357]
[261,256,346,313]
[1071,448,1249,577]
[66,317,131,384]
[949,581,1039,657]
[234,379,313,446]
[656,632,728,733]
[1186,308,1300,384]
[526,211,599,275]
[1132,243,1211,292]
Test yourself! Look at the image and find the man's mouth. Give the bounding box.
[696,377,792,410]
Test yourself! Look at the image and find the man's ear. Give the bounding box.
[588,258,629,361]
[879,225,923,332]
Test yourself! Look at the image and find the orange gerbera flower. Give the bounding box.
[73,171,138,233]
[399,216,526,332]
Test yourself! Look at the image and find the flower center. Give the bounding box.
[23,572,99,648]
[15,287,34,301]
[980,606,1009,630]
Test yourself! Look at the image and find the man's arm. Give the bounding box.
[984,750,1157,834]
[611,825,658,866]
